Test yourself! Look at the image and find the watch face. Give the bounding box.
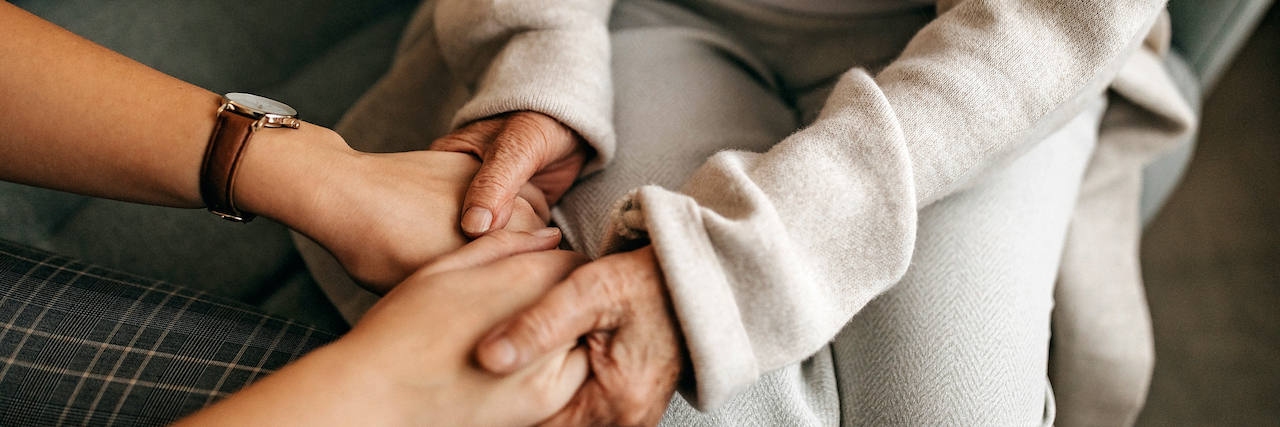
[225,93,297,117]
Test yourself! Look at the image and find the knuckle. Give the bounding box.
[428,135,466,150]
[469,171,517,200]
[513,308,567,351]
[513,114,569,148]
[527,113,578,151]
[494,133,546,165]
[572,262,631,309]
[431,132,489,156]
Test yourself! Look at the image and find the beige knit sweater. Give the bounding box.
[433,0,1194,411]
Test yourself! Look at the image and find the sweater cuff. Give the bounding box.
[451,29,616,175]
[602,186,760,411]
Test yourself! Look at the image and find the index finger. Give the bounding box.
[474,262,626,375]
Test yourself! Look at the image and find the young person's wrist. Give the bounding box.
[231,122,357,231]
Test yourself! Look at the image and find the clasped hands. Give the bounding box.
[256,113,686,426]
[435,112,687,427]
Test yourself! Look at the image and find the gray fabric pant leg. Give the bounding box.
[830,97,1106,426]
[0,240,336,427]
[552,1,1106,425]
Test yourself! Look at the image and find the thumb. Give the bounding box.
[475,268,616,375]
[480,344,590,427]
[461,123,552,237]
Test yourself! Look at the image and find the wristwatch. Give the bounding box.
[200,93,301,222]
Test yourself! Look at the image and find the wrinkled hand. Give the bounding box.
[475,246,685,427]
[430,111,590,237]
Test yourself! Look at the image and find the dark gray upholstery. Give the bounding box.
[1169,0,1278,87]
[1139,0,1276,222]
[1,0,421,332]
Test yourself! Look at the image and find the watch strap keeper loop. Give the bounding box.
[200,110,259,222]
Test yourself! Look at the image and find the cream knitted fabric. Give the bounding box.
[436,0,617,175]
[430,0,1182,409]
[300,0,1196,419]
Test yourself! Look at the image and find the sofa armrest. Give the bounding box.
[1168,0,1276,89]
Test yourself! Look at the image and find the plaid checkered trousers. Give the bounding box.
[0,240,337,426]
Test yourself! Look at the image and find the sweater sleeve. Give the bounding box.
[600,0,1174,411]
[434,0,617,174]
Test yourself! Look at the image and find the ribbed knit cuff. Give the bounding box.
[451,29,616,175]
[602,186,760,411]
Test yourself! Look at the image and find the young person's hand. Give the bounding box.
[2,4,557,295]
[175,230,592,427]
[234,124,553,294]
[430,111,591,237]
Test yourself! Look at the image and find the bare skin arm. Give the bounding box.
[0,2,548,292]
[0,1,224,207]
[2,4,590,424]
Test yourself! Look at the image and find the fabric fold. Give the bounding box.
[370,0,1191,413]
[1049,33,1197,426]
[436,0,617,174]
[596,0,1172,409]
[603,70,917,410]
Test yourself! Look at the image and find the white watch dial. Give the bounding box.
[225,93,297,117]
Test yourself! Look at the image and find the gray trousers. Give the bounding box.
[0,241,335,427]
[562,2,1099,425]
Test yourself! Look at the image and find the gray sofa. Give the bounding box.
[2,0,422,332]
[1,0,1274,340]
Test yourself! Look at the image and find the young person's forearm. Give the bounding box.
[0,2,221,207]
[171,343,414,427]
[175,245,592,427]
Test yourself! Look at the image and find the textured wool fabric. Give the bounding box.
[591,0,1185,411]
[1050,31,1197,425]
[570,4,1108,423]
[0,240,335,427]
[298,0,1196,423]
[828,96,1103,427]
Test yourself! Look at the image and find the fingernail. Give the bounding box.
[483,339,518,371]
[461,207,492,234]
[533,227,560,238]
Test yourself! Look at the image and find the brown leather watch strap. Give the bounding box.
[200,111,258,222]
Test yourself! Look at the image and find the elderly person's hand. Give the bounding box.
[430,111,591,237]
[177,230,593,427]
[475,245,686,427]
